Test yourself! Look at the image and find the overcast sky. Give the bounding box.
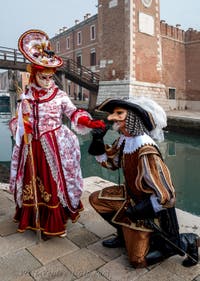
[0,0,199,49]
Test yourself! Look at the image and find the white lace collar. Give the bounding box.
[117,133,157,154]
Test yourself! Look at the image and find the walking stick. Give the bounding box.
[28,138,42,243]
[148,219,198,264]
[23,108,42,243]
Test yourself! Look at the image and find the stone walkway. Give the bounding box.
[0,177,200,281]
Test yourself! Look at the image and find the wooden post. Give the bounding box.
[61,73,66,92]
[8,70,17,116]
[88,91,98,113]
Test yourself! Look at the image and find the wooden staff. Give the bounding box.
[28,138,42,243]
[23,105,42,243]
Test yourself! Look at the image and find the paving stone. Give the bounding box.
[79,209,115,238]
[13,275,35,281]
[1,178,200,281]
[193,275,200,281]
[0,217,18,236]
[84,219,115,239]
[0,249,41,281]
[75,270,109,281]
[88,239,126,262]
[177,209,200,235]
[83,177,113,193]
[67,220,83,233]
[98,254,147,281]
[135,264,183,281]
[67,226,99,248]
[159,255,200,281]
[28,236,79,265]
[0,183,9,191]
[31,260,75,281]
[78,208,102,225]
[59,248,105,278]
[0,231,36,257]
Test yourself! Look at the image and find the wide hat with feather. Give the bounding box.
[18,29,63,68]
[96,97,167,141]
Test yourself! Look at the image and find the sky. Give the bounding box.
[0,0,199,49]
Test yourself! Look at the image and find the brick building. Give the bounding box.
[51,0,200,111]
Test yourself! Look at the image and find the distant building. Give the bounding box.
[51,0,200,111]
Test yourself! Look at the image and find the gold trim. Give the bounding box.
[22,202,60,209]
[98,185,126,201]
[37,177,52,202]
[112,201,159,232]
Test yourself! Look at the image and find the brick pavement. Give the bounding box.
[0,177,200,281]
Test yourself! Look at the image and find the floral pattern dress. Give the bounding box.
[9,82,91,236]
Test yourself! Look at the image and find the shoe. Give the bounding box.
[181,233,200,267]
[102,236,125,248]
[145,250,165,266]
[41,233,51,241]
[59,231,67,238]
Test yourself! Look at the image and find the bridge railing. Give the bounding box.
[61,57,100,84]
[0,46,27,63]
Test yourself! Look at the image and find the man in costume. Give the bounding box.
[9,29,105,239]
[88,97,199,268]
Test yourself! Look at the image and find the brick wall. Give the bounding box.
[50,0,200,110]
[185,30,200,102]
[98,0,128,80]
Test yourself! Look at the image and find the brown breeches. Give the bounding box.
[89,190,151,268]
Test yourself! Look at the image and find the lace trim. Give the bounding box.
[26,83,56,101]
[40,137,67,207]
[95,153,108,163]
[117,133,156,154]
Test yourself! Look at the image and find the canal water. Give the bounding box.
[1,113,200,216]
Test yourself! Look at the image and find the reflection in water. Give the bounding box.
[0,113,200,216]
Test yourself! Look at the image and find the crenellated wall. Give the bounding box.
[160,21,200,109]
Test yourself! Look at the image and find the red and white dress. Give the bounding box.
[9,82,91,236]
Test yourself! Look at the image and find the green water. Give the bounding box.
[1,113,200,216]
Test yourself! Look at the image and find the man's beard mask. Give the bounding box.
[124,110,149,137]
[35,71,54,89]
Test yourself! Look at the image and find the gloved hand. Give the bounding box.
[88,127,108,156]
[125,198,156,222]
[77,116,106,129]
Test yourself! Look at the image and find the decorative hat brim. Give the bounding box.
[97,98,155,131]
[18,29,63,68]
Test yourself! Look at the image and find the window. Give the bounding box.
[90,25,96,40]
[76,54,82,67]
[90,49,96,66]
[66,36,70,49]
[56,41,60,53]
[168,88,176,99]
[77,31,82,45]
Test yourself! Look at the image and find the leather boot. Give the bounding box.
[102,228,125,248]
[145,250,165,266]
[99,212,125,248]
[180,233,200,267]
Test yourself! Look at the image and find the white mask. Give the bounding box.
[35,71,54,89]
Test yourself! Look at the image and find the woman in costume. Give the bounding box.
[88,97,199,268]
[9,29,105,239]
